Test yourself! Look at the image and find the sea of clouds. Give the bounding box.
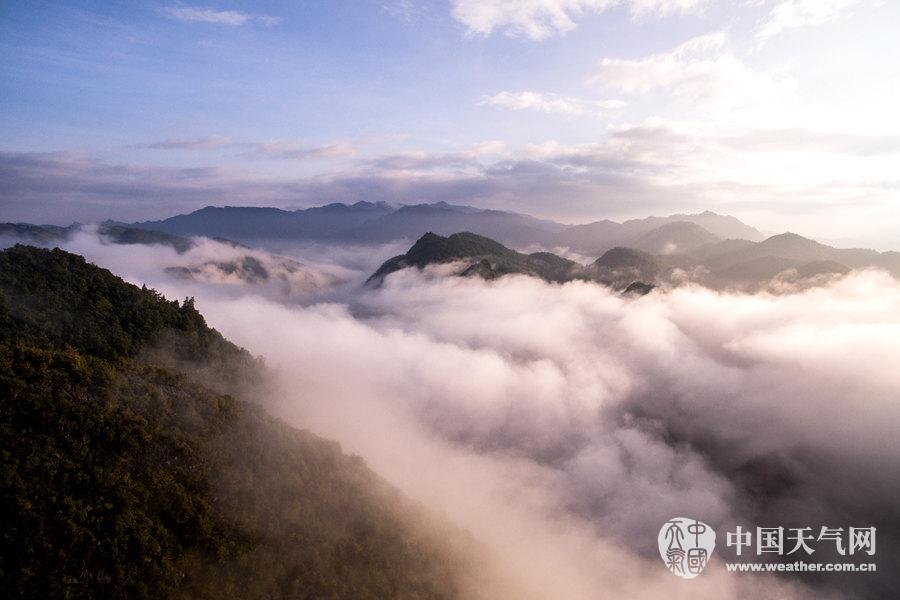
[12,230,898,599]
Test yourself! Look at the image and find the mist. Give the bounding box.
[19,230,898,599]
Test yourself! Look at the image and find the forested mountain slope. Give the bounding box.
[0,245,487,600]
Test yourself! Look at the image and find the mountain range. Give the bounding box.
[5,201,900,293]
[118,201,766,254]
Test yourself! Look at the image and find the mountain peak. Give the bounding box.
[593,246,657,268]
[395,201,480,214]
[367,231,576,285]
[761,231,821,246]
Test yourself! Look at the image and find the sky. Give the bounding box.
[1,0,899,247]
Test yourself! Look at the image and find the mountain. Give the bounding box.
[165,252,339,299]
[334,202,566,246]
[626,211,764,241]
[367,232,579,286]
[131,201,566,248]
[630,221,721,255]
[623,281,656,296]
[551,212,763,256]
[584,247,662,288]
[546,219,626,255]
[368,229,900,294]
[127,202,762,257]
[131,201,395,242]
[0,222,75,244]
[0,222,339,300]
[98,223,195,253]
[1,222,195,254]
[367,232,661,292]
[699,232,899,273]
[0,245,488,599]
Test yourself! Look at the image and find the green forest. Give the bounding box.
[0,245,486,599]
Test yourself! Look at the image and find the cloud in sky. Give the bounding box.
[591,32,794,111]
[132,135,233,150]
[719,129,900,156]
[756,0,866,41]
[129,137,358,161]
[165,5,281,27]
[364,151,480,172]
[481,91,625,117]
[238,140,359,161]
[380,0,421,22]
[451,0,710,40]
[6,130,900,249]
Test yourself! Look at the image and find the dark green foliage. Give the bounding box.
[0,245,483,599]
[0,346,242,599]
[0,245,260,395]
[0,245,209,360]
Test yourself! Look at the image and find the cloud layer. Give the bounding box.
[31,229,897,598]
[756,0,866,41]
[452,0,710,40]
[218,266,900,599]
[591,32,794,112]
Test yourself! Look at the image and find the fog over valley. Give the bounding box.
[4,218,896,598]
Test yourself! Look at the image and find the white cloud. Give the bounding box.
[451,0,710,40]
[469,140,509,156]
[591,33,793,111]
[130,136,356,160]
[166,6,281,26]
[381,0,420,21]
[133,254,900,599]
[240,140,358,161]
[134,135,233,150]
[481,90,625,116]
[756,0,865,41]
[629,0,713,13]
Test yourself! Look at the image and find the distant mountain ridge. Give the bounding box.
[114,201,766,253]
[129,201,395,242]
[7,202,900,293]
[549,210,764,256]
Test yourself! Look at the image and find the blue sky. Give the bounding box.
[1,1,899,246]
[0,1,707,152]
